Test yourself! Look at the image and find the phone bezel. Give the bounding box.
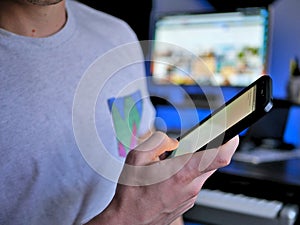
[170,75,273,157]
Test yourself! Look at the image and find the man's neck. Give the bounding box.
[0,0,66,37]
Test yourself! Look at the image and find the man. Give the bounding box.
[0,0,239,224]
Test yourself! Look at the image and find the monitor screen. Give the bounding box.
[150,7,269,87]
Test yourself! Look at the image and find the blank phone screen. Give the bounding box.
[172,86,256,157]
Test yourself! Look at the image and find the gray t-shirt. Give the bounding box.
[0,1,155,224]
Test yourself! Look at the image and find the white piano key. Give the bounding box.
[196,189,283,219]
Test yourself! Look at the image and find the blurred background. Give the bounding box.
[80,0,300,224]
[81,0,300,147]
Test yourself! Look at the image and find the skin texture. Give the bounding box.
[0,0,66,37]
[19,0,63,6]
[87,132,239,225]
[0,1,240,224]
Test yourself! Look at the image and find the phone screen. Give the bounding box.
[172,86,257,157]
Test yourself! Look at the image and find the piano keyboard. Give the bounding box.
[184,189,299,225]
[196,189,283,219]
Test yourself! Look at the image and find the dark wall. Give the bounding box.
[78,0,275,42]
[208,0,275,11]
[78,0,153,41]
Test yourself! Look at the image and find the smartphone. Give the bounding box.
[167,75,273,158]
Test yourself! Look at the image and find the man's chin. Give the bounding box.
[24,0,64,6]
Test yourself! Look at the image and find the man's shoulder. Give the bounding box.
[67,0,137,41]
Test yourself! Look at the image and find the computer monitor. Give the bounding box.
[149,7,270,88]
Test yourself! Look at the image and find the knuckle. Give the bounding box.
[173,164,197,185]
[125,149,140,165]
[189,187,200,199]
[127,149,137,158]
[154,130,168,140]
[216,155,231,167]
[158,132,170,144]
[173,170,187,184]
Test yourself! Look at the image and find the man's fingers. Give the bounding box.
[221,135,240,153]
[194,135,240,173]
[127,131,179,165]
[171,135,239,182]
[121,134,239,186]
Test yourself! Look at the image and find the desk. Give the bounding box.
[220,158,300,187]
[184,158,300,224]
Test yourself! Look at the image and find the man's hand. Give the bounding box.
[88,131,239,225]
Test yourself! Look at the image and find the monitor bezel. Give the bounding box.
[148,6,271,89]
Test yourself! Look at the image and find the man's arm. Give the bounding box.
[139,129,185,225]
